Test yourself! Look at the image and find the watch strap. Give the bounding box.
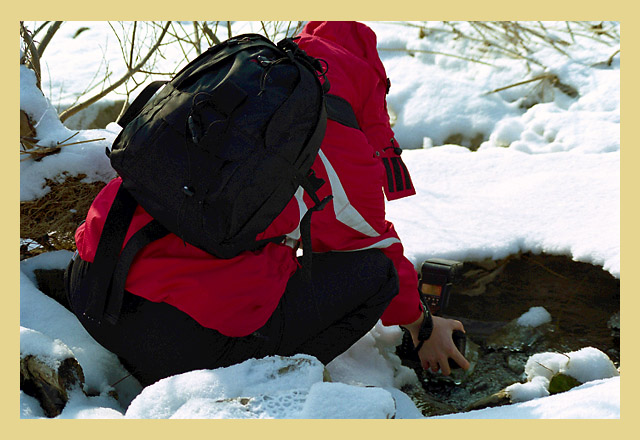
[414,296,433,352]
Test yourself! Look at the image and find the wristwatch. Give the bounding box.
[414,295,434,353]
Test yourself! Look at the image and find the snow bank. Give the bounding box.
[20,64,117,201]
[124,354,397,419]
[387,147,619,277]
[20,251,143,411]
[505,347,619,404]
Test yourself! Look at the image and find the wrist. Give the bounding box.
[402,298,433,351]
[402,312,424,347]
[415,300,433,351]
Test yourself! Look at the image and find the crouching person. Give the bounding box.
[66,21,469,387]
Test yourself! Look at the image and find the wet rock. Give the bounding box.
[506,353,528,374]
[608,312,620,341]
[401,383,459,416]
[20,354,85,417]
[607,312,620,331]
[485,319,556,352]
[464,389,511,412]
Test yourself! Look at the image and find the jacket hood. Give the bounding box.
[298,21,387,81]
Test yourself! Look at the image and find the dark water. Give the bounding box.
[398,252,620,415]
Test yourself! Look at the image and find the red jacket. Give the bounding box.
[75,21,421,337]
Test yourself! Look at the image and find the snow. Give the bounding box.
[504,347,619,404]
[436,377,620,419]
[516,306,552,327]
[19,21,620,419]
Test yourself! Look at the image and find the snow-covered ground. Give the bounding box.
[20,21,620,419]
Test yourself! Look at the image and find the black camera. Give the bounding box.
[419,258,463,316]
[418,258,466,369]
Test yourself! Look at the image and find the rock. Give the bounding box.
[607,312,620,343]
[20,354,85,417]
[464,389,511,412]
[401,383,459,416]
[607,312,620,330]
[485,319,555,352]
[506,353,528,374]
[457,258,510,296]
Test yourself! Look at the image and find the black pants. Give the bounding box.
[66,249,399,387]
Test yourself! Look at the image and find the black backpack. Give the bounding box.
[79,34,361,324]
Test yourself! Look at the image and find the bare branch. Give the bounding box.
[192,21,201,55]
[59,21,172,122]
[37,21,62,59]
[128,21,138,68]
[201,22,221,46]
[32,21,51,38]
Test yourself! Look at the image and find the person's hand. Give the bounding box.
[403,313,470,376]
[417,316,470,375]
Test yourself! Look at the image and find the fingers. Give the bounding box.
[451,348,471,371]
[439,358,452,376]
[451,319,465,332]
[422,355,454,376]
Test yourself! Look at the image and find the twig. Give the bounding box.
[20,136,107,162]
[468,21,545,67]
[192,21,201,55]
[56,131,80,145]
[378,47,497,67]
[201,22,221,46]
[522,254,570,280]
[128,21,137,68]
[512,22,571,57]
[169,21,191,63]
[483,74,555,95]
[535,361,554,373]
[32,21,51,38]
[565,21,576,44]
[110,373,133,388]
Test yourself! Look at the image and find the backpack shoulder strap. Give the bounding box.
[104,219,169,324]
[80,184,138,323]
[79,185,170,324]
